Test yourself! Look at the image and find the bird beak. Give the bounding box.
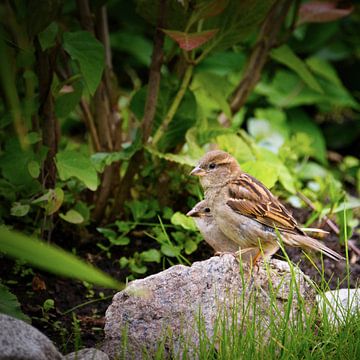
[186,208,199,217]
[190,166,206,176]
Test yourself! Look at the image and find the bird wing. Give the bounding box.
[226,173,303,234]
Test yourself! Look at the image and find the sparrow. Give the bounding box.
[187,200,240,254]
[190,150,344,263]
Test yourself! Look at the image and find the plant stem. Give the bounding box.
[152,64,194,146]
[218,0,294,127]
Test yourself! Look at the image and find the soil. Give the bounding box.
[1,209,359,355]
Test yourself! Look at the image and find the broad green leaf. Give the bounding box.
[110,236,130,246]
[63,31,105,95]
[97,227,116,240]
[10,203,30,217]
[27,160,40,178]
[110,32,152,66]
[271,45,323,93]
[288,108,327,165]
[131,82,197,151]
[306,57,342,87]
[27,132,42,144]
[74,202,90,224]
[0,284,30,322]
[0,227,121,289]
[38,22,58,50]
[146,147,198,167]
[59,209,84,224]
[129,261,147,274]
[91,135,142,172]
[162,29,219,51]
[216,134,255,163]
[55,81,83,118]
[0,139,41,192]
[297,162,328,180]
[207,0,276,52]
[161,243,181,257]
[193,72,232,117]
[241,161,279,189]
[140,249,161,263]
[256,70,359,110]
[45,188,64,215]
[32,188,64,215]
[55,151,99,191]
[171,212,197,231]
[184,239,197,255]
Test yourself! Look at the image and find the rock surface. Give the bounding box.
[65,348,109,360]
[317,288,360,325]
[103,255,315,359]
[0,314,63,360]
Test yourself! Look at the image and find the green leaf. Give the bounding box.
[129,261,147,274]
[140,249,161,263]
[110,236,130,246]
[0,227,121,289]
[171,212,197,231]
[0,139,41,193]
[216,134,255,163]
[91,137,142,172]
[241,161,279,189]
[55,81,83,118]
[63,31,105,95]
[97,227,116,240]
[146,147,198,167]
[161,243,181,257]
[38,22,58,51]
[32,188,64,215]
[288,108,327,165]
[131,82,197,151]
[306,57,342,87]
[270,45,323,93]
[59,209,84,224]
[43,299,55,312]
[27,160,40,178]
[10,203,30,217]
[55,150,99,191]
[110,32,152,67]
[193,72,232,118]
[184,239,197,255]
[0,283,30,322]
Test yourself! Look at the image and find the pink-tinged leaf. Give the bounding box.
[196,0,229,19]
[298,1,353,25]
[162,29,219,51]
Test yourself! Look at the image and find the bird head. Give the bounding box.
[186,200,212,218]
[190,150,240,189]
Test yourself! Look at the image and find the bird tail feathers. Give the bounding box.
[283,234,344,261]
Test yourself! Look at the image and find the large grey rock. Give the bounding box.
[0,314,63,360]
[65,348,109,360]
[103,255,315,359]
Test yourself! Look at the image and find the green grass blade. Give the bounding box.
[0,227,122,289]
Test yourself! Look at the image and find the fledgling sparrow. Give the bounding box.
[190,150,344,263]
[187,200,240,254]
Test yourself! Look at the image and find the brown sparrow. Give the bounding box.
[190,150,344,263]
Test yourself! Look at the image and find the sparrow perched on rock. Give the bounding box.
[190,150,344,263]
[187,200,240,254]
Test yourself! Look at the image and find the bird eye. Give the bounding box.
[208,163,216,170]
[204,208,211,213]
